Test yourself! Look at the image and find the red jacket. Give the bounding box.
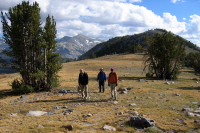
[108,72,118,84]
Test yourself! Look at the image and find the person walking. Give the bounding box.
[78,69,89,100]
[97,68,107,93]
[108,68,118,100]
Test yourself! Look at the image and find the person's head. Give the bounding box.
[111,68,114,71]
[80,69,84,73]
[100,68,103,72]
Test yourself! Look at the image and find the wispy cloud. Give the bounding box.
[171,0,185,3]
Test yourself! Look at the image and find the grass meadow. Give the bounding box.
[0,54,200,133]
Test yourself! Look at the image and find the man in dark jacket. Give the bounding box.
[97,68,106,92]
[78,69,89,100]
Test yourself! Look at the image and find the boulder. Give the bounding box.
[61,125,73,131]
[129,116,155,129]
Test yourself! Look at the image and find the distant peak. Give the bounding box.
[75,34,87,38]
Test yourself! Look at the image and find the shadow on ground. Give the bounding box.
[178,86,200,90]
[0,89,20,99]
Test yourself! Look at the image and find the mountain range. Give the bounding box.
[56,34,104,59]
[0,29,200,61]
[79,29,200,59]
[0,34,104,60]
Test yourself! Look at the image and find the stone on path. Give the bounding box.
[102,125,116,131]
[26,111,47,116]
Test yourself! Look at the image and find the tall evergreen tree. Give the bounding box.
[1,1,62,92]
[43,15,62,91]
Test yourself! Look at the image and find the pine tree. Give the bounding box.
[43,15,62,91]
[1,1,62,93]
[144,32,185,79]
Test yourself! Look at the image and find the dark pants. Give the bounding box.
[99,81,105,92]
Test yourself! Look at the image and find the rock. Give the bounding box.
[194,110,200,114]
[129,116,155,129]
[173,93,181,96]
[119,88,128,94]
[118,112,124,115]
[117,87,122,92]
[58,90,68,93]
[27,111,47,116]
[20,96,29,99]
[129,103,136,106]
[37,125,44,128]
[194,120,200,123]
[139,79,147,82]
[182,108,194,112]
[102,125,116,131]
[8,113,17,117]
[61,125,73,131]
[67,90,73,93]
[82,114,93,118]
[186,112,200,117]
[54,106,60,110]
[87,114,92,117]
[46,111,56,115]
[127,87,133,90]
[113,101,118,104]
[62,109,74,115]
[121,90,127,94]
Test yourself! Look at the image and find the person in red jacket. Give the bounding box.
[108,68,118,100]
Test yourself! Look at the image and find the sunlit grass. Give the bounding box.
[0,54,200,132]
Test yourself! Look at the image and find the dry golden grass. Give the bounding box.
[0,53,200,133]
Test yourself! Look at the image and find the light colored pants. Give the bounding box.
[110,83,117,100]
[80,85,88,100]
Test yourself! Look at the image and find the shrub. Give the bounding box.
[11,79,34,94]
[144,126,163,133]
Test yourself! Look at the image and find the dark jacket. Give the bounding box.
[78,72,88,85]
[97,72,106,81]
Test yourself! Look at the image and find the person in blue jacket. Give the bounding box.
[97,68,107,93]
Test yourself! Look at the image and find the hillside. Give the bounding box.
[79,29,200,59]
[0,54,200,132]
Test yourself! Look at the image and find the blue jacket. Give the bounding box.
[97,72,106,81]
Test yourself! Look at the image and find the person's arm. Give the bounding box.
[115,73,118,85]
[97,73,99,82]
[85,73,89,85]
[78,74,81,85]
[104,73,106,81]
[108,73,110,86]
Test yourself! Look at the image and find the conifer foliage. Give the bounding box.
[144,32,185,80]
[1,1,62,93]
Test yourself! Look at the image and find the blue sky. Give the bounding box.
[0,0,200,46]
[136,0,200,22]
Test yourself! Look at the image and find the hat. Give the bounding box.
[111,68,114,71]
